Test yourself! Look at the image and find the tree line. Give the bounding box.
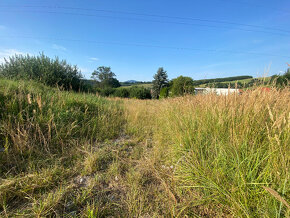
[0,53,289,99]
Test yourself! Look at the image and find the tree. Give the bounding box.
[152,67,168,99]
[102,78,121,88]
[91,66,116,82]
[171,76,195,96]
[91,66,121,88]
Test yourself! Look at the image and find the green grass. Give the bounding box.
[121,83,153,89]
[0,79,289,217]
[0,79,127,216]
[125,88,290,217]
[196,76,271,87]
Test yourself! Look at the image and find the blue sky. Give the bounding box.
[0,0,290,81]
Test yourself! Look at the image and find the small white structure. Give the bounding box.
[195,88,241,96]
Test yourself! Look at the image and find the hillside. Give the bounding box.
[119,75,269,89]
[0,79,289,217]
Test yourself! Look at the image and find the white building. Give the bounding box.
[195,88,242,96]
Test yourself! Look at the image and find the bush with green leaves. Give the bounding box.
[98,87,116,97]
[159,87,169,99]
[114,88,130,98]
[171,76,195,96]
[128,86,151,99]
[0,53,84,91]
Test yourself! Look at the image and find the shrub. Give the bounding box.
[159,87,169,99]
[98,87,116,97]
[101,78,121,88]
[171,76,195,96]
[128,86,151,99]
[0,53,83,91]
[114,88,130,98]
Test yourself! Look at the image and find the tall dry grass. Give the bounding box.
[125,88,290,217]
[0,79,125,215]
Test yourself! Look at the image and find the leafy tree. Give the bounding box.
[171,76,195,96]
[0,53,83,91]
[91,66,121,88]
[91,66,116,81]
[102,78,121,88]
[152,67,168,99]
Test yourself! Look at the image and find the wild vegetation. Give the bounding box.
[0,54,289,217]
[0,54,84,91]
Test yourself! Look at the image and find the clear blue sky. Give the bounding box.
[0,0,290,81]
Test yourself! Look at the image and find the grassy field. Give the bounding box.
[0,79,289,217]
[196,77,272,88]
[121,83,153,89]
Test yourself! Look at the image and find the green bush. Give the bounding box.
[92,86,151,99]
[128,86,151,99]
[159,87,169,99]
[171,76,195,96]
[0,53,83,91]
[101,78,121,88]
[114,88,130,98]
[98,87,116,97]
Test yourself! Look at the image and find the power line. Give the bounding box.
[215,0,290,15]
[1,9,290,37]
[0,5,289,34]
[1,35,289,59]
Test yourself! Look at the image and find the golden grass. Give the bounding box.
[1,79,289,217]
[124,87,290,217]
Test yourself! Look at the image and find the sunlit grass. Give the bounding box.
[125,87,289,217]
[0,79,289,217]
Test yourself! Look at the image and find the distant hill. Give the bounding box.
[124,80,139,84]
[121,80,152,87]
[193,76,253,86]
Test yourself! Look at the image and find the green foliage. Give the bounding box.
[120,81,151,87]
[91,66,116,82]
[101,78,121,88]
[128,86,151,99]
[91,66,121,89]
[159,87,169,99]
[99,87,116,97]
[152,67,168,99]
[271,69,290,87]
[171,76,195,96]
[193,75,253,86]
[95,86,151,99]
[0,53,83,91]
[114,88,130,98]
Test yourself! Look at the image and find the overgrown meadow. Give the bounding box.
[0,78,289,217]
[0,54,289,216]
